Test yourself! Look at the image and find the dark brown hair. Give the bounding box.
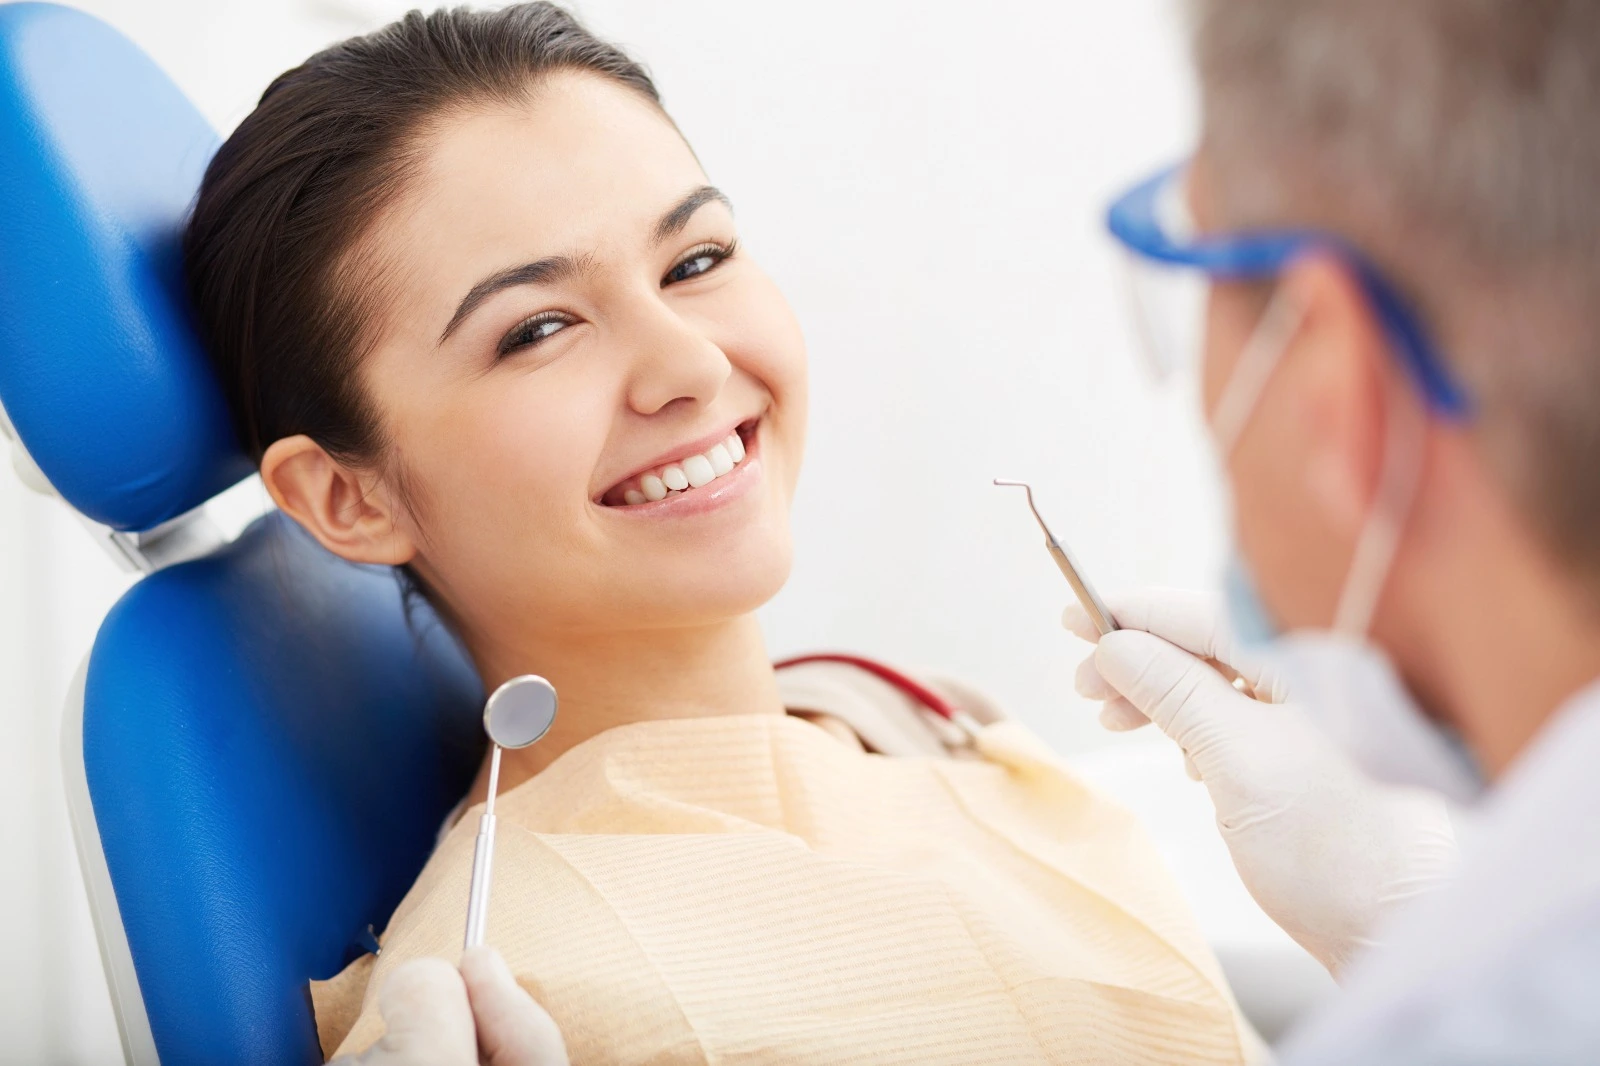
[184,3,659,467]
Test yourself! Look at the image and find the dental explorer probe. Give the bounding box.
[465,674,559,951]
[993,479,1257,697]
[994,479,1119,635]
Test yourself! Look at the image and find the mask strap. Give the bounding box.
[1211,289,1308,458]
[1331,374,1428,637]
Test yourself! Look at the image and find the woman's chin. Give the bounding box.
[624,538,794,629]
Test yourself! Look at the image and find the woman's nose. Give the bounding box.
[623,301,733,417]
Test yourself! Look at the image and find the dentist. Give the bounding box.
[1068,0,1600,1060]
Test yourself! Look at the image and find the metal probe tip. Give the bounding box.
[993,476,1121,637]
[992,479,1052,537]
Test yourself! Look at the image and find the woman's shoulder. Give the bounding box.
[774,654,1007,758]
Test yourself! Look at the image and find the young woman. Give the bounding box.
[184,5,1261,1063]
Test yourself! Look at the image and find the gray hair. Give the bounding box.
[1189,0,1600,589]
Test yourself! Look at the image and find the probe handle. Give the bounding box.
[1047,535,1261,699]
[1044,538,1119,637]
[1209,659,1260,699]
[463,813,496,949]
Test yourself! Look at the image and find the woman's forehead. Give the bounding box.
[354,72,710,365]
[404,73,703,252]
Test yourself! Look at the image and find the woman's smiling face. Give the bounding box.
[326,72,807,650]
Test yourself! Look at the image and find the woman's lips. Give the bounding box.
[598,422,763,517]
[599,421,756,507]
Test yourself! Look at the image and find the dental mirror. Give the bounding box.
[464,674,558,949]
[484,673,559,749]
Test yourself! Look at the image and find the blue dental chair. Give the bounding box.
[0,4,485,1062]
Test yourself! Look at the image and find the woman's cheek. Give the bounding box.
[726,283,808,430]
[476,367,601,465]
[766,321,810,493]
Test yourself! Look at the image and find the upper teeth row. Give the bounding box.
[622,431,747,505]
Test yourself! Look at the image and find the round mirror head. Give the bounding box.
[482,674,558,749]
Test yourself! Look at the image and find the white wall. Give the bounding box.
[0,1,1264,1060]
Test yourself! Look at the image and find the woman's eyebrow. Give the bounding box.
[654,185,733,244]
[438,187,731,346]
[439,253,592,344]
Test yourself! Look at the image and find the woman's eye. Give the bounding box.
[498,312,573,358]
[664,241,737,285]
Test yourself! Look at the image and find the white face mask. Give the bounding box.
[1211,289,1487,802]
[1268,635,1485,803]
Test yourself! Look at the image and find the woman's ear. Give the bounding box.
[259,435,417,566]
[1281,255,1394,539]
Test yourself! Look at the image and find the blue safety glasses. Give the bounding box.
[1105,163,1473,420]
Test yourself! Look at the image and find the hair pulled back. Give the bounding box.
[184,3,659,465]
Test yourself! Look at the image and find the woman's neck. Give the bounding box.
[462,614,783,804]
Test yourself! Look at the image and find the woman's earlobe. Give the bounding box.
[259,435,417,566]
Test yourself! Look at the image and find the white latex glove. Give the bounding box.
[1064,587,1459,976]
[336,947,569,1065]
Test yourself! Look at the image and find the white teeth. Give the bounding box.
[682,454,715,488]
[609,427,754,506]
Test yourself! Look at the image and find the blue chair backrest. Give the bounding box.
[0,4,484,1061]
[0,1,246,529]
[87,512,483,1063]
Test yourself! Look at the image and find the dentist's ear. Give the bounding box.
[259,434,418,566]
[1279,254,1396,539]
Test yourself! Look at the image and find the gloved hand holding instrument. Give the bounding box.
[1062,587,1460,976]
[333,947,569,1066]
[993,477,1457,976]
[336,675,571,1066]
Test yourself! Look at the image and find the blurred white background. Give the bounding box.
[0,0,1325,1061]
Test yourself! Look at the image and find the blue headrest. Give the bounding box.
[0,3,251,531]
[86,511,484,1063]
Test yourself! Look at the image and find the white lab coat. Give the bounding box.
[1277,677,1600,1064]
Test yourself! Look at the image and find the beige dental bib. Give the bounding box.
[313,663,1259,1064]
